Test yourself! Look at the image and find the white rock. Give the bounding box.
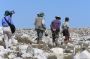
[21,34,29,38]
[14,57,22,59]
[0,51,5,57]
[21,53,32,58]
[12,38,18,45]
[42,37,53,45]
[67,43,74,47]
[21,44,34,58]
[80,50,90,59]
[74,50,90,59]
[0,48,12,57]
[34,48,47,59]
[74,53,80,59]
[0,36,3,42]
[19,44,28,53]
[11,46,17,51]
[8,53,16,59]
[88,46,90,49]
[0,27,3,35]
[51,48,64,59]
[0,46,4,50]
[0,56,3,59]
[26,44,34,56]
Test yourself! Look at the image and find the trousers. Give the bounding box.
[3,27,12,49]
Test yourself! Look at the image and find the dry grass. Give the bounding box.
[47,55,57,59]
[15,36,32,44]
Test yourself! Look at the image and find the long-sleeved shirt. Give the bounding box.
[2,15,13,27]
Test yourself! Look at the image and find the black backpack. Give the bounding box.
[4,17,16,34]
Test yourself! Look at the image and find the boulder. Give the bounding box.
[74,50,90,59]
[50,48,64,59]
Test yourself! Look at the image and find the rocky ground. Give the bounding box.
[0,28,90,59]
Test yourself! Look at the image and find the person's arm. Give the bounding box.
[58,21,61,28]
[42,19,46,30]
[42,19,45,25]
[50,21,53,28]
[62,22,64,29]
[34,18,37,25]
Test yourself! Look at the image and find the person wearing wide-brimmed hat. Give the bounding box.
[50,16,61,46]
[2,10,15,49]
[34,12,46,44]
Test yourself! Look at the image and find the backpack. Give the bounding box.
[51,20,60,31]
[35,17,46,31]
[35,17,42,27]
[4,17,16,34]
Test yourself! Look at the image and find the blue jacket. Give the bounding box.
[2,15,13,27]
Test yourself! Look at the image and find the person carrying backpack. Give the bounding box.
[2,10,15,49]
[34,12,46,44]
[62,17,70,44]
[50,16,61,46]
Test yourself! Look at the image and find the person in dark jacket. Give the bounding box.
[50,16,61,46]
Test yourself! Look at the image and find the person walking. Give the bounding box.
[34,12,46,44]
[50,16,61,46]
[2,10,15,49]
[62,17,70,44]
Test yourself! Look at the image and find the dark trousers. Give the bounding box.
[62,29,70,44]
[36,29,44,40]
[51,29,60,43]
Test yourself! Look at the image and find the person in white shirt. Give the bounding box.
[2,10,15,49]
[62,17,70,44]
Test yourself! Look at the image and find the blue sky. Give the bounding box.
[0,0,90,28]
